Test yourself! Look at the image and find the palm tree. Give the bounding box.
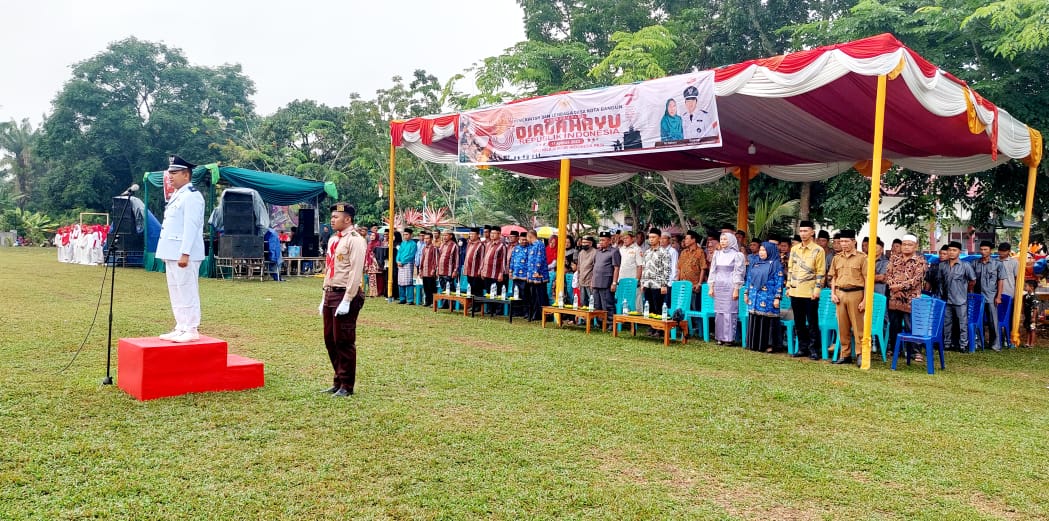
[749,195,799,240]
[0,118,40,209]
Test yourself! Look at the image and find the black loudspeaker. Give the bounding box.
[218,235,263,258]
[223,192,255,235]
[302,235,320,257]
[298,208,316,236]
[111,232,143,252]
[111,197,137,235]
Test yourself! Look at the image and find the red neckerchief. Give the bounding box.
[327,231,343,278]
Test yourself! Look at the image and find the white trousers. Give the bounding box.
[164,260,201,332]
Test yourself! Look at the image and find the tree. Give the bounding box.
[37,37,255,214]
[0,118,40,210]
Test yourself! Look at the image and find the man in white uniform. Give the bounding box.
[680,85,717,140]
[156,155,206,343]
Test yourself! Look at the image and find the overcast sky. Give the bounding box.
[0,0,526,125]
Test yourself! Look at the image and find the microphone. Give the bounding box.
[120,183,140,196]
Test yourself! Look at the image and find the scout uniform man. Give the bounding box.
[827,230,866,365]
[157,155,206,343]
[319,202,367,398]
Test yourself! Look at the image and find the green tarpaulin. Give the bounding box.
[140,164,337,276]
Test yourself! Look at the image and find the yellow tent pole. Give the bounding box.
[1013,131,1042,344]
[387,140,396,300]
[861,74,888,371]
[555,159,570,305]
[737,165,750,233]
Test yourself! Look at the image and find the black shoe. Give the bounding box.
[832,357,853,365]
[332,388,352,397]
[397,301,407,305]
[790,351,807,358]
[407,302,415,306]
[808,352,821,360]
[855,355,863,367]
[319,386,339,394]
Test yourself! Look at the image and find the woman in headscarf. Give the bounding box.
[708,232,746,345]
[744,241,785,352]
[660,98,684,142]
[364,231,382,297]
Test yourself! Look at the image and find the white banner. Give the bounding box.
[458,72,720,165]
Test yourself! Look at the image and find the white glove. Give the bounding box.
[335,301,350,316]
[318,299,325,316]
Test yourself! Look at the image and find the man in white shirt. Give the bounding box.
[618,231,644,310]
[156,155,206,343]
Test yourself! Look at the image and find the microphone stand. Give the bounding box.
[102,192,135,385]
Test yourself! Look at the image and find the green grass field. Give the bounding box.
[2,247,1048,520]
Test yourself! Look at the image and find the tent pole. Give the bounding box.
[737,165,750,234]
[387,141,397,301]
[556,159,570,312]
[1013,158,1040,345]
[861,74,888,371]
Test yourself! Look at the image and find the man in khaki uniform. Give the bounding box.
[828,230,867,365]
[787,220,827,359]
[319,202,368,397]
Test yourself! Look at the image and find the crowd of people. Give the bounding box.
[53,223,107,265]
[351,221,1043,366]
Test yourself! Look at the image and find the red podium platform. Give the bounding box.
[117,335,264,400]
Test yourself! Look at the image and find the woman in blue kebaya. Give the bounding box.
[660,98,684,142]
[744,241,785,352]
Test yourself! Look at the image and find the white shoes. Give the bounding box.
[159,330,183,341]
[169,330,200,343]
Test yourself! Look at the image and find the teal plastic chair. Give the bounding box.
[563,272,574,305]
[738,293,749,348]
[668,280,693,340]
[456,274,470,311]
[614,278,638,332]
[817,288,838,360]
[547,270,557,301]
[832,292,889,362]
[685,283,717,341]
[780,292,797,354]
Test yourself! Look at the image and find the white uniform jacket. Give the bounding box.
[156,184,206,261]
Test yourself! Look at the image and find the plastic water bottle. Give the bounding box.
[573,293,579,309]
[466,283,471,295]
[491,283,497,297]
[589,294,595,311]
[513,286,519,300]
[643,301,650,316]
[556,292,563,308]
[661,303,668,321]
[622,298,629,314]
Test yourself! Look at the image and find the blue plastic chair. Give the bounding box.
[892,297,947,374]
[832,292,888,362]
[615,278,638,332]
[780,293,797,354]
[668,280,693,340]
[966,293,986,352]
[737,293,749,348]
[997,294,1015,348]
[685,283,717,342]
[414,281,424,305]
[816,288,838,360]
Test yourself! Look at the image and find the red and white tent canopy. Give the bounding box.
[390,33,1039,186]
